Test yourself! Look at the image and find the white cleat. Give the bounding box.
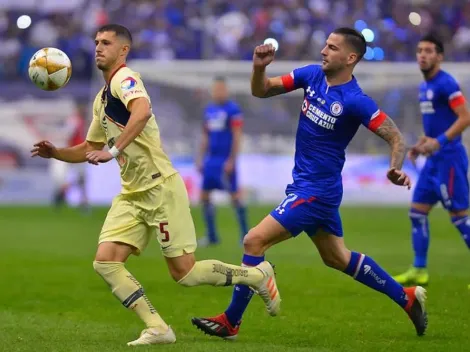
[253,261,281,316]
[127,326,176,346]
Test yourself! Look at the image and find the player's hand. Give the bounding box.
[31,140,57,159]
[253,44,276,69]
[407,136,428,166]
[417,137,440,156]
[86,150,113,165]
[387,168,411,190]
[224,159,235,175]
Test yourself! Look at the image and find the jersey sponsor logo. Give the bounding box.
[330,101,343,116]
[420,101,435,114]
[302,99,338,130]
[426,89,434,100]
[206,111,228,131]
[121,76,138,90]
[123,89,144,100]
[363,264,386,286]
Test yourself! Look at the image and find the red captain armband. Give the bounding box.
[368,110,387,132]
[281,73,295,92]
[231,118,243,128]
[449,91,466,109]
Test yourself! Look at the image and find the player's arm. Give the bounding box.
[420,82,470,154]
[225,113,243,173]
[55,141,105,162]
[31,139,105,163]
[355,97,410,188]
[112,97,151,152]
[372,115,407,171]
[197,124,208,172]
[251,71,287,98]
[251,43,289,98]
[430,92,469,151]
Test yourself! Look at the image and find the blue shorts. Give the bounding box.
[202,162,238,193]
[412,148,469,211]
[270,192,343,237]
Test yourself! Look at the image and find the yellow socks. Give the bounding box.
[177,260,264,287]
[93,261,168,333]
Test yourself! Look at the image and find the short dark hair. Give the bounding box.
[333,27,367,62]
[419,33,444,54]
[213,75,226,82]
[96,24,132,44]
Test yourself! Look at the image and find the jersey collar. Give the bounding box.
[106,63,127,85]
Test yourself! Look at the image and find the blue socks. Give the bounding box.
[344,251,408,308]
[233,199,248,240]
[224,254,264,326]
[409,209,430,268]
[452,215,470,248]
[202,201,218,243]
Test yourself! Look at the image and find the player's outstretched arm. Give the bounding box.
[372,116,411,188]
[113,97,152,152]
[31,140,105,163]
[251,44,287,98]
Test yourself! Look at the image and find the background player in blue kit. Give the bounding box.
[393,34,470,288]
[191,28,428,339]
[196,76,249,246]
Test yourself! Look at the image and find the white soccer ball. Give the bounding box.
[264,38,279,51]
[28,48,72,91]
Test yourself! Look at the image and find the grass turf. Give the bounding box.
[0,205,469,352]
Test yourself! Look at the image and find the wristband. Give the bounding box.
[436,134,449,147]
[109,146,120,158]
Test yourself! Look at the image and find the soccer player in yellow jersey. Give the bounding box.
[30,24,280,346]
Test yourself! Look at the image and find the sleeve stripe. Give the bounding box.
[368,111,387,132]
[449,91,463,100]
[449,95,466,109]
[231,119,243,128]
[281,73,295,92]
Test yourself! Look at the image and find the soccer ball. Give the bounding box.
[28,48,72,91]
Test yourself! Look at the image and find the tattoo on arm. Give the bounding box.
[264,86,287,98]
[373,116,406,170]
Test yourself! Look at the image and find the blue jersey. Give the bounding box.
[203,100,243,161]
[419,70,465,154]
[280,64,387,206]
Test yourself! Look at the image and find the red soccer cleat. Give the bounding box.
[404,286,428,336]
[191,313,239,340]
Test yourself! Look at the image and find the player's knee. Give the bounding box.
[320,250,349,271]
[93,260,120,278]
[243,229,267,255]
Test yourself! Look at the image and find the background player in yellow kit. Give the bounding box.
[30,24,280,346]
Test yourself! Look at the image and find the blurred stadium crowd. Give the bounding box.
[2,0,470,80]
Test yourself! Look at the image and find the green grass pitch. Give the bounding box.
[1,205,469,352]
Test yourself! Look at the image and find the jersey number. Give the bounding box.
[159,222,170,242]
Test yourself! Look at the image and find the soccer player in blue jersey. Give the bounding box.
[191,27,428,338]
[197,76,248,246]
[393,34,470,287]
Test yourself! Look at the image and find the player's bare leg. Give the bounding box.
[312,229,427,336]
[93,242,176,345]
[191,215,290,339]
[230,191,249,245]
[199,190,219,246]
[166,249,280,316]
[394,203,433,286]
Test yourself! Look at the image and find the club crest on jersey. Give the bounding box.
[121,77,138,90]
[426,89,434,100]
[330,101,343,116]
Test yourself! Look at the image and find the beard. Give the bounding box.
[420,63,436,75]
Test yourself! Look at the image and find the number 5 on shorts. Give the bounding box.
[158,222,170,242]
